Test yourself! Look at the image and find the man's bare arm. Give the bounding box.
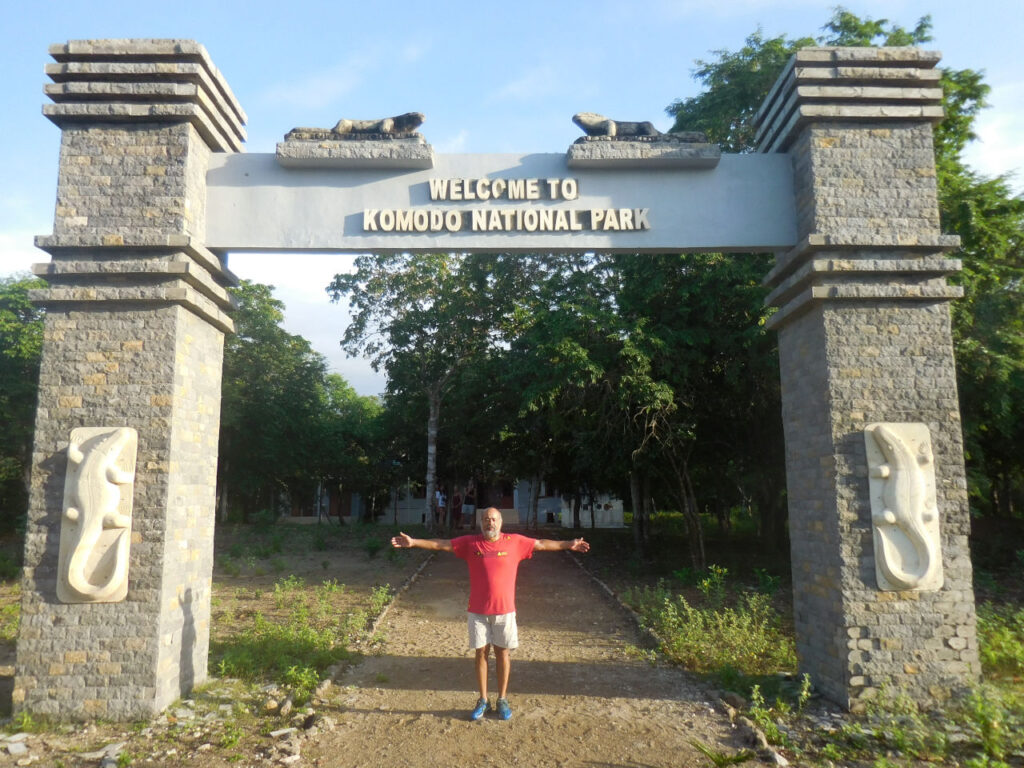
[533,538,590,553]
[390,531,454,552]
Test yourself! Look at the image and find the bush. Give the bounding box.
[624,581,797,681]
[977,602,1024,679]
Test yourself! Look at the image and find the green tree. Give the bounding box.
[0,274,45,530]
[328,255,498,530]
[667,7,1024,522]
[219,280,336,521]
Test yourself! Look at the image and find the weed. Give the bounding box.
[375,672,390,684]
[210,602,349,707]
[318,579,343,595]
[219,722,243,748]
[116,752,133,767]
[340,609,369,640]
[0,600,20,643]
[11,709,38,732]
[283,664,321,704]
[959,684,1023,763]
[220,556,241,577]
[977,602,1024,679]
[698,564,729,608]
[753,568,780,596]
[749,685,788,746]
[672,566,698,586]
[0,551,20,580]
[689,738,755,766]
[368,584,393,615]
[363,537,383,559]
[273,575,306,609]
[624,584,796,681]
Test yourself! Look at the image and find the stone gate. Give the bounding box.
[14,39,977,718]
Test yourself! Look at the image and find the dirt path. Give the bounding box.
[305,548,747,768]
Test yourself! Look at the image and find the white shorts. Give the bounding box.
[467,612,518,650]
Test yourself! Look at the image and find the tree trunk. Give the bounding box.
[642,475,654,546]
[528,475,541,529]
[424,385,441,533]
[572,492,581,529]
[630,470,647,560]
[664,447,705,571]
[681,467,706,570]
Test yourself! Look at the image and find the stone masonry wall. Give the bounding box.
[760,48,977,708]
[16,303,222,718]
[54,124,210,240]
[155,310,223,707]
[791,123,940,241]
[18,40,240,718]
[779,299,976,706]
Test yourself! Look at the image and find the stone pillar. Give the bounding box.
[14,40,245,719]
[757,48,978,708]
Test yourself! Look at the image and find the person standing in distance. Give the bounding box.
[390,507,590,721]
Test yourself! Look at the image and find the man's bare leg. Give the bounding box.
[475,645,491,700]
[494,646,511,699]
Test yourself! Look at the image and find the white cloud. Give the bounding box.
[229,252,387,396]
[258,53,376,110]
[961,80,1024,196]
[487,66,559,104]
[435,130,469,154]
[402,42,427,63]
[0,230,43,278]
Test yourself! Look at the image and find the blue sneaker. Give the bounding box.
[470,698,489,721]
[496,697,512,721]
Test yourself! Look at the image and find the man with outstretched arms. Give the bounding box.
[391,506,590,721]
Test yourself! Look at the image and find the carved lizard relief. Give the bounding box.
[58,427,137,603]
[865,423,943,591]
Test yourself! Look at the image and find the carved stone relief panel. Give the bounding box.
[57,427,138,603]
[864,423,943,591]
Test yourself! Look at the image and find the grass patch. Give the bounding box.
[623,572,797,692]
[211,575,393,704]
[977,601,1024,680]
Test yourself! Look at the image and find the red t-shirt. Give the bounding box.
[452,533,536,615]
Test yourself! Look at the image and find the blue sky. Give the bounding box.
[2,0,1021,395]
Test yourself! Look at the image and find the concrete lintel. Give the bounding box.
[31,257,236,313]
[566,140,721,168]
[43,100,242,154]
[28,283,235,334]
[275,139,435,169]
[44,63,246,145]
[766,282,964,330]
[793,47,942,66]
[48,39,246,128]
[793,66,942,85]
[34,234,238,288]
[765,233,962,287]
[764,256,963,308]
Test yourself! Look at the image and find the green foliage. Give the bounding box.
[0,274,45,530]
[362,537,383,559]
[749,685,789,746]
[817,683,1024,766]
[0,550,20,581]
[212,607,345,706]
[0,599,20,643]
[208,574,395,705]
[219,280,386,523]
[689,738,755,766]
[624,581,797,682]
[977,602,1024,679]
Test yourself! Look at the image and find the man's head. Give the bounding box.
[480,507,503,541]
